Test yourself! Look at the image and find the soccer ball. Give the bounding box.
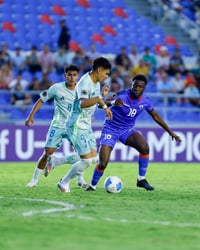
[104,176,123,193]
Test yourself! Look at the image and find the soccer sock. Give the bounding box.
[53,153,80,168]
[32,167,43,182]
[61,158,92,185]
[91,164,104,187]
[138,154,149,180]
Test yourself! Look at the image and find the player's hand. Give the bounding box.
[101,84,110,97]
[114,98,123,106]
[104,108,112,120]
[170,132,181,142]
[25,117,34,127]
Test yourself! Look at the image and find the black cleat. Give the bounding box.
[85,185,96,191]
[137,179,155,191]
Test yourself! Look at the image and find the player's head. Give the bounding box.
[91,57,111,83]
[64,64,79,87]
[131,74,147,98]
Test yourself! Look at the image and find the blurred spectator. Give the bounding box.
[156,46,170,70]
[28,77,40,102]
[114,46,131,76]
[128,45,141,67]
[156,71,175,93]
[9,72,30,90]
[150,0,164,21]
[192,59,200,89]
[26,45,41,74]
[130,59,150,78]
[167,48,186,76]
[39,72,52,91]
[53,46,69,75]
[57,19,71,51]
[0,51,6,68]
[1,43,12,66]
[123,74,132,89]
[72,47,90,75]
[170,0,183,13]
[171,71,185,93]
[11,47,26,74]
[107,69,124,90]
[184,71,197,88]
[10,82,32,106]
[86,44,101,60]
[142,47,157,77]
[0,63,13,89]
[39,44,54,74]
[183,83,200,107]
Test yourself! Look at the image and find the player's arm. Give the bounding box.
[148,109,181,142]
[25,98,44,127]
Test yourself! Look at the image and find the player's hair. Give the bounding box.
[64,64,79,73]
[92,57,111,71]
[132,74,147,85]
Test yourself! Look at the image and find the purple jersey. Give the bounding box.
[105,89,154,130]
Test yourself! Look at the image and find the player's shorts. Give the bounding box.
[68,127,97,156]
[100,126,138,148]
[45,126,69,148]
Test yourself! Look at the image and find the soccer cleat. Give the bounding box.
[77,178,89,189]
[44,156,55,177]
[85,185,96,191]
[137,179,155,191]
[26,180,37,188]
[57,180,70,193]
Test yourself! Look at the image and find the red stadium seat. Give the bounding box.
[52,5,66,16]
[69,41,80,52]
[76,0,91,8]
[102,25,117,36]
[40,14,55,25]
[92,33,106,44]
[113,7,128,18]
[2,21,16,32]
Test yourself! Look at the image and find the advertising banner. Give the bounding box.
[0,125,199,162]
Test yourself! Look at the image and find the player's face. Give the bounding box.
[97,67,110,82]
[65,70,79,87]
[131,80,146,98]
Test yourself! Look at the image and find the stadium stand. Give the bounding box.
[0,0,199,124]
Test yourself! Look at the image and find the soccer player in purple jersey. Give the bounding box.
[86,74,182,191]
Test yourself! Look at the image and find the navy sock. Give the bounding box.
[138,154,149,177]
[91,165,104,186]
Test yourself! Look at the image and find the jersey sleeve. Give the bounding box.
[145,96,154,112]
[40,85,56,102]
[77,79,90,99]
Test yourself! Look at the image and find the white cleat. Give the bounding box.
[57,180,70,193]
[44,156,55,177]
[77,179,89,189]
[26,180,37,188]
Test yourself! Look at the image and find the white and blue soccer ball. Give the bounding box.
[104,176,123,193]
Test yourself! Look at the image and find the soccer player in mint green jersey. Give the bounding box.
[26,64,86,188]
[57,57,112,193]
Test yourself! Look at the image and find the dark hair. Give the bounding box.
[132,74,147,85]
[92,57,111,71]
[64,64,79,73]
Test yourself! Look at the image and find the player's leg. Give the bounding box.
[86,127,116,191]
[86,144,112,191]
[26,147,55,187]
[26,126,62,187]
[125,131,154,191]
[57,129,95,192]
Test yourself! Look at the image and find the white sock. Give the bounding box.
[32,167,43,182]
[61,158,92,185]
[53,153,80,168]
[138,175,145,181]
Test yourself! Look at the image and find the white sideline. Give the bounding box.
[1,196,200,228]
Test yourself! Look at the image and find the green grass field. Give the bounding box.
[0,162,200,250]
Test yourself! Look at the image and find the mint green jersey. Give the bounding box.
[67,72,101,130]
[40,82,75,129]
